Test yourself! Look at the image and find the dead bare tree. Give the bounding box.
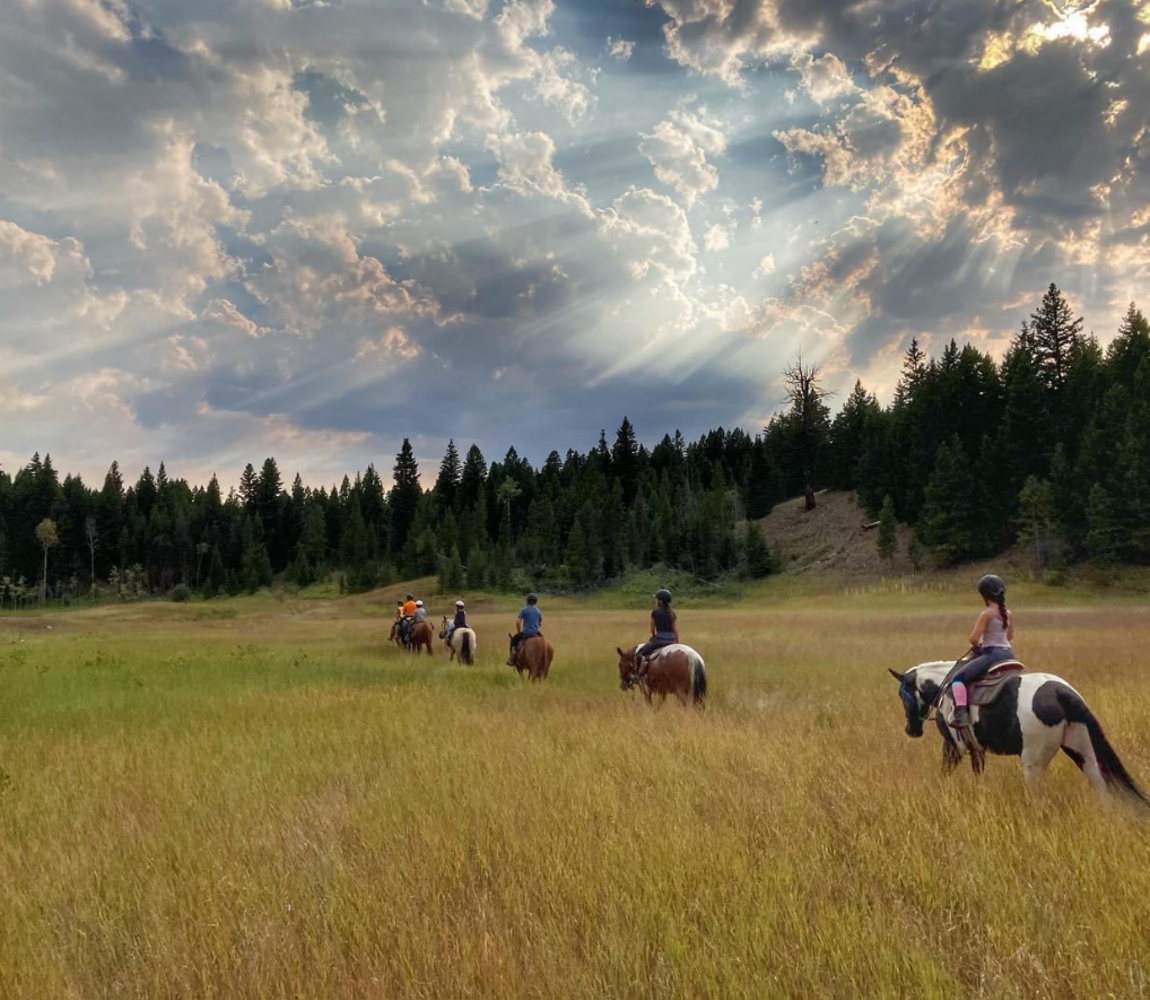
[84,515,98,594]
[782,353,833,511]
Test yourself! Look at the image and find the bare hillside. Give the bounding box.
[755,490,914,576]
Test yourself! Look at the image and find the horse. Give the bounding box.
[439,616,476,665]
[891,660,1148,808]
[408,619,435,656]
[508,633,553,681]
[617,644,707,708]
[388,620,406,649]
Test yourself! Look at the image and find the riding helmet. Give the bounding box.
[406,593,414,601]
[455,600,465,608]
[526,593,538,604]
[976,574,1005,600]
[415,599,424,607]
[654,588,673,604]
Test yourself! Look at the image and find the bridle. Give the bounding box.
[901,676,932,727]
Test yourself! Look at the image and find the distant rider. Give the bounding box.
[950,574,1014,728]
[399,592,418,647]
[635,588,679,677]
[414,599,427,623]
[447,600,467,643]
[507,592,543,666]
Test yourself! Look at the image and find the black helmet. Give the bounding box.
[654,588,672,604]
[526,593,538,604]
[406,593,414,601]
[977,574,1005,600]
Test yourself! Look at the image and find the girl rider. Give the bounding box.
[635,589,679,676]
[950,574,1014,728]
[446,600,467,643]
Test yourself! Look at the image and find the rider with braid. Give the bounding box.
[950,574,1014,728]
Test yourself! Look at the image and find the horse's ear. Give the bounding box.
[888,668,905,682]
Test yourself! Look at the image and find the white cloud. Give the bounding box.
[485,131,593,216]
[639,108,727,206]
[790,52,858,106]
[703,223,732,251]
[755,253,776,276]
[607,37,635,61]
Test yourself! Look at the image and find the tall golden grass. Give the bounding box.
[2,591,1149,999]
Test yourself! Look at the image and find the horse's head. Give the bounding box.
[889,666,936,738]
[616,646,640,690]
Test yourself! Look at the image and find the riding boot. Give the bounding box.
[952,705,971,728]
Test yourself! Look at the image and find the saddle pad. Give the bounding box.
[968,662,1025,707]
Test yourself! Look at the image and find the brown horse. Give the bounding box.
[388,621,405,649]
[409,619,435,656]
[617,644,707,708]
[508,633,553,681]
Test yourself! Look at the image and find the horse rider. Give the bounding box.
[507,592,543,665]
[399,592,418,647]
[949,574,1015,728]
[413,599,427,624]
[446,600,467,643]
[634,588,679,678]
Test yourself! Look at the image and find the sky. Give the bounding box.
[2,0,1149,488]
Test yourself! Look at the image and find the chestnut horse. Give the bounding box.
[508,633,553,681]
[388,621,405,649]
[409,620,435,656]
[617,644,707,708]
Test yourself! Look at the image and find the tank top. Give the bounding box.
[651,606,677,640]
[980,609,1011,648]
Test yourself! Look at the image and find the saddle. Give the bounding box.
[938,661,1025,725]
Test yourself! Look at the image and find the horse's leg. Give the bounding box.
[1021,730,1061,790]
[1060,721,1110,801]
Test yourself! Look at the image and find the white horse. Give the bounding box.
[439,616,476,665]
[891,660,1148,808]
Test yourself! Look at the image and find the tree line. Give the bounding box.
[1,284,1146,607]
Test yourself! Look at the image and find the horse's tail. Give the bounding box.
[461,631,473,665]
[689,652,707,707]
[1062,687,1150,809]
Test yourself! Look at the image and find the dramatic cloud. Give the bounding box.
[1,0,1146,482]
[639,108,728,206]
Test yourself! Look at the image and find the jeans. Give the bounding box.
[953,646,1013,687]
[638,635,675,659]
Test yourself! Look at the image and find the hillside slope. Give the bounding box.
[755,490,914,576]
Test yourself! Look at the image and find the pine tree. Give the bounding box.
[1029,283,1084,391]
[917,437,987,565]
[742,521,774,578]
[1085,484,1120,565]
[434,440,462,513]
[239,463,258,513]
[611,417,640,504]
[390,439,422,556]
[877,495,897,564]
[439,544,465,594]
[1017,476,1057,568]
[136,466,157,519]
[459,445,487,511]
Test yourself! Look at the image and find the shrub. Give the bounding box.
[170,583,192,603]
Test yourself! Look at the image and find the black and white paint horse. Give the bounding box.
[891,661,1148,808]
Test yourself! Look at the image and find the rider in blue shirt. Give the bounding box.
[507,592,542,665]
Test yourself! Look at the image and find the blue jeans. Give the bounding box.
[954,646,1013,687]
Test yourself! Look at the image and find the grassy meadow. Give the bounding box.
[2,581,1150,999]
